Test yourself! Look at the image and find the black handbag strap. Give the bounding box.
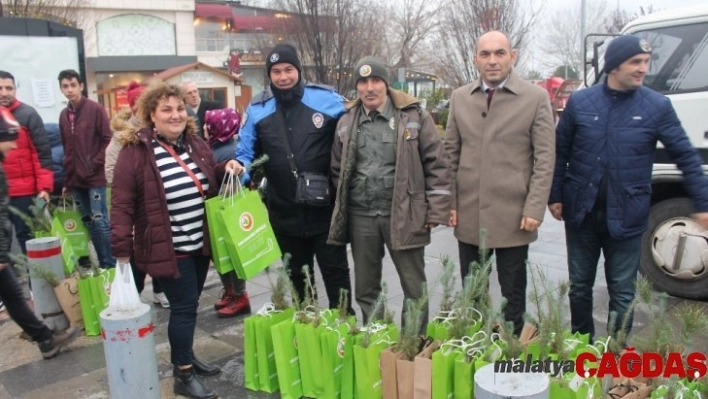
[274,108,299,180]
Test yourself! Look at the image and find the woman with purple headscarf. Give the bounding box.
[204,108,250,317]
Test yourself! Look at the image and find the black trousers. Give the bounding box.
[276,231,353,312]
[459,241,529,336]
[157,255,210,366]
[0,265,53,342]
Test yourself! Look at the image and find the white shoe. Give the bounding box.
[153,292,170,308]
[0,300,5,312]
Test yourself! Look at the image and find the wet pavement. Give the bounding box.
[0,210,706,398]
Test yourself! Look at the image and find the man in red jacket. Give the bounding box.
[57,70,114,268]
[0,71,53,255]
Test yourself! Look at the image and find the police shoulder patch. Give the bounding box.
[312,112,324,129]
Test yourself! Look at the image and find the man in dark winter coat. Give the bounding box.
[232,44,353,312]
[549,34,708,341]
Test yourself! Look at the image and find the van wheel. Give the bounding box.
[640,198,708,299]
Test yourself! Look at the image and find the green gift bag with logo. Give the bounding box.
[353,324,398,399]
[432,343,463,399]
[453,351,476,399]
[205,193,237,274]
[90,268,115,323]
[294,309,340,398]
[50,217,79,276]
[245,306,296,392]
[221,189,281,279]
[256,308,295,392]
[321,321,356,399]
[244,316,260,391]
[339,328,358,399]
[52,206,90,258]
[271,317,303,399]
[77,277,99,335]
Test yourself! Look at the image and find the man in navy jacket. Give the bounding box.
[549,34,708,341]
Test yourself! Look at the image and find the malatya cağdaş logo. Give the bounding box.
[494,347,707,379]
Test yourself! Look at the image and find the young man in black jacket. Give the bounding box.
[0,106,79,358]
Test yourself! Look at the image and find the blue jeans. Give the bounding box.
[157,255,210,366]
[565,209,642,341]
[71,187,115,268]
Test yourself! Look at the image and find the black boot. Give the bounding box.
[193,358,221,376]
[173,366,217,399]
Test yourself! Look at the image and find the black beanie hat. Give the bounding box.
[0,107,19,142]
[354,56,389,86]
[603,35,652,73]
[266,44,302,76]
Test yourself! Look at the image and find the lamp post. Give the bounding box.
[580,0,587,65]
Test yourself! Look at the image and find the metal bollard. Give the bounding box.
[26,237,69,331]
[474,362,549,399]
[100,303,161,399]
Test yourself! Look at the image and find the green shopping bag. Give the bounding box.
[426,321,450,341]
[271,318,303,399]
[244,316,260,391]
[50,217,78,276]
[295,322,322,398]
[432,344,462,399]
[222,190,281,279]
[205,194,237,274]
[340,329,357,399]
[77,277,99,336]
[52,207,90,258]
[453,352,476,399]
[256,308,295,393]
[321,321,356,399]
[549,377,577,399]
[296,309,339,398]
[90,268,115,324]
[354,340,389,399]
[353,324,398,399]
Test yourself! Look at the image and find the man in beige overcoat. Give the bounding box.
[444,31,555,335]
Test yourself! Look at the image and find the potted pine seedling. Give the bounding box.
[381,285,429,399]
[426,256,458,341]
[353,283,397,399]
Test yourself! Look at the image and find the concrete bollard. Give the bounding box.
[100,303,161,399]
[26,237,69,331]
[474,362,549,399]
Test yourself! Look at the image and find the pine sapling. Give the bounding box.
[266,264,292,311]
[360,282,390,349]
[10,253,59,287]
[336,289,351,323]
[397,283,429,361]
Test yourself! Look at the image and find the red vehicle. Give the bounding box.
[551,79,581,120]
[534,77,564,103]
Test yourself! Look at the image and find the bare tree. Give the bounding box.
[435,0,544,87]
[539,0,611,75]
[268,0,386,94]
[389,0,438,69]
[0,0,88,26]
[605,5,655,33]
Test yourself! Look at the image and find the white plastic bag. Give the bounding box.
[108,261,142,311]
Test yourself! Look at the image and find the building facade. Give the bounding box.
[79,0,198,116]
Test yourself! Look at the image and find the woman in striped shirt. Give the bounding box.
[110,81,238,399]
